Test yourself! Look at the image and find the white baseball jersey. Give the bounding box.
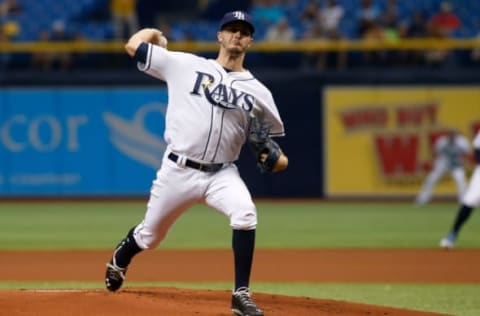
[463,131,480,207]
[131,43,286,249]
[434,134,471,169]
[139,43,285,164]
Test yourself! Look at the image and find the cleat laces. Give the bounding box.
[235,287,260,309]
[106,263,125,282]
[238,294,254,307]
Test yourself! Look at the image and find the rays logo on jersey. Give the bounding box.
[190,71,254,112]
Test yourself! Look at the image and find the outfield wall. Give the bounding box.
[1,69,479,198]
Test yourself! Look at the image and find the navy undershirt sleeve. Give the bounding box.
[133,42,148,64]
[475,148,480,164]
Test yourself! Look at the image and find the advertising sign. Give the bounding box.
[0,88,168,196]
[324,86,480,197]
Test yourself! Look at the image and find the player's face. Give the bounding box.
[218,22,253,55]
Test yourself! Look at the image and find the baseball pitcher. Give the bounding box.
[104,11,288,316]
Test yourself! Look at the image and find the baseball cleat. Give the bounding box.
[231,287,264,316]
[105,262,126,292]
[440,232,456,249]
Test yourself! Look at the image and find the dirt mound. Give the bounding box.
[0,287,449,316]
[3,249,474,315]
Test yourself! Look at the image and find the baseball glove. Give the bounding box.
[248,117,282,173]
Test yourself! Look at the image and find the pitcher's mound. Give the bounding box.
[1,287,449,316]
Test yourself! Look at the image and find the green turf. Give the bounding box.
[1,200,479,316]
[0,200,479,249]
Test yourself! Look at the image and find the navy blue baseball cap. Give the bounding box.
[219,11,255,35]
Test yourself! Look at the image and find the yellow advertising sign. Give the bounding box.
[325,86,480,197]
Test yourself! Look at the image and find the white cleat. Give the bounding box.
[439,233,456,249]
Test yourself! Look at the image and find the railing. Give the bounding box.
[1,38,480,53]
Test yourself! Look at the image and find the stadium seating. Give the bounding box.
[7,0,111,40]
[4,0,480,42]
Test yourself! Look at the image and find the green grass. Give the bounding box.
[1,200,479,315]
[1,200,480,249]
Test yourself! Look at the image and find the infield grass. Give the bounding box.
[1,200,479,315]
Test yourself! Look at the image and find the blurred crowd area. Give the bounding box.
[2,0,480,71]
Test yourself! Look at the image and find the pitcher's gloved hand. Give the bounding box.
[248,117,287,173]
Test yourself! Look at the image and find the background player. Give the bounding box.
[415,129,471,205]
[440,129,480,248]
[104,10,288,316]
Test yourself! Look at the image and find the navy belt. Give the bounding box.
[168,153,223,172]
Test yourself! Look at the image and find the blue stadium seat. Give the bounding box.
[6,0,480,43]
[12,0,109,41]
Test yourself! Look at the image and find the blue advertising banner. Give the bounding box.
[0,88,168,196]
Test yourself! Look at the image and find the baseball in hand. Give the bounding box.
[158,35,168,48]
[150,29,168,48]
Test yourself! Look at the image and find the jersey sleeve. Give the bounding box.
[135,43,188,81]
[254,85,285,137]
[263,95,285,137]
